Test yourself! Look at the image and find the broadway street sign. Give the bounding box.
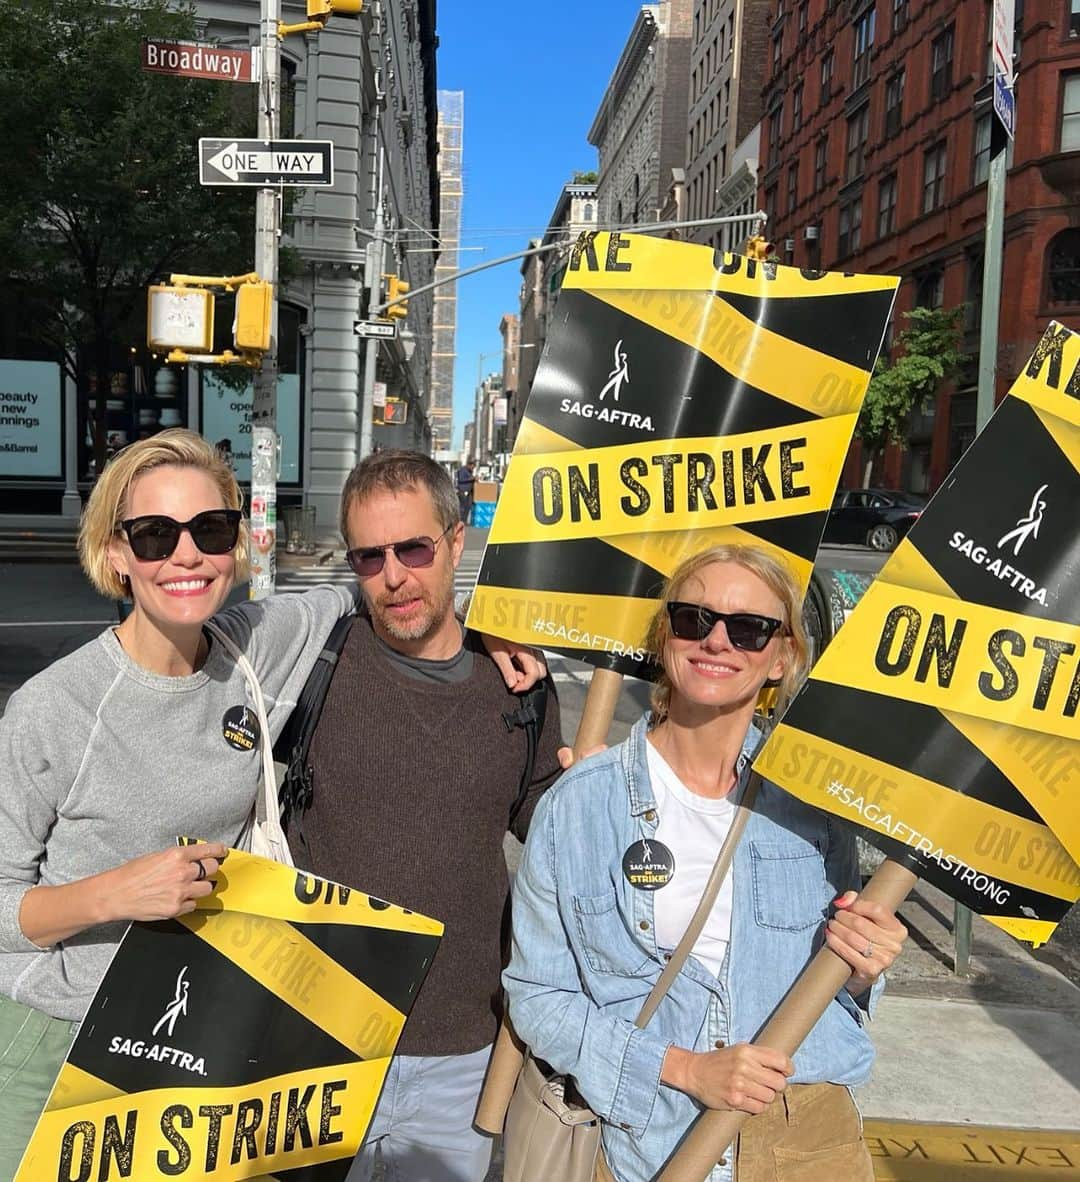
[198,138,334,187]
[142,39,257,83]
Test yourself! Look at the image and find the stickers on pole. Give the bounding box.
[15,849,442,1181]
[757,323,1080,946]
[465,232,899,678]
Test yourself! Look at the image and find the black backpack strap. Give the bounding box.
[503,677,551,829]
[276,615,353,831]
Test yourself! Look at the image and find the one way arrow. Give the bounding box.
[207,143,327,181]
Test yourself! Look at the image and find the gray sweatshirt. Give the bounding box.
[0,584,355,1021]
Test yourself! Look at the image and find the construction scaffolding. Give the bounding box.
[430,90,463,455]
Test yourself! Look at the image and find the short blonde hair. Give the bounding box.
[78,429,248,600]
[646,544,810,724]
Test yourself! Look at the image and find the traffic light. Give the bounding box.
[233,281,273,352]
[384,274,410,322]
[306,0,361,24]
[746,235,773,261]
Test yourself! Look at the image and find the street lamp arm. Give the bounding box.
[371,211,767,315]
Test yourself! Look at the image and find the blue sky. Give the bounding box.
[437,2,640,450]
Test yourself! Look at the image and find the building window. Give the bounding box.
[922,140,947,212]
[878,173,898,236]
[884,70,904,138]
[973,113,992,184]
[1047,229,1080,303]
[773,29,783,72]
[583,203,594,222]
[931,26,954,101]
[893,0,909,34]
[788,160,799,212]
[768,105,783,165]
[853,6,876,88]
[1063,74,1080,150]
[915,268,945,308]
[838,196,863,256]
[815,135,828,190]
[846,104,869,181]
[821,49,834,102]
[799,0,809,34]
[965,250,984,332]
[1071,0,1080,36]
[792,82,803,131]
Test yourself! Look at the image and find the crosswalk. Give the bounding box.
[273,549,588,685]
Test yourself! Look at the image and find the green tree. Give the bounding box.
[0,0,261,469]
[572,170,599,184]
[857,305,966,485]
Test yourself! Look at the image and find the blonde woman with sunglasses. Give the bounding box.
[0,429,542,1177]
[504,545,908,1182]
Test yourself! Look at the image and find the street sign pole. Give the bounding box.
[359,141,386,462]
[250,0,281,599]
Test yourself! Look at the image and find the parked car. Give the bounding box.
[823,488,926,551]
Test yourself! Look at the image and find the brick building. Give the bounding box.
[760,0,1080,493]
[589,2,693,227]
[686,0,772,246]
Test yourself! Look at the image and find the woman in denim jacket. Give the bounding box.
[504,544,908,1182]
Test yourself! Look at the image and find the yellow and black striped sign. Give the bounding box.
[757,322,1080,946]
[16,850,442,1181]
[466,232,899,678]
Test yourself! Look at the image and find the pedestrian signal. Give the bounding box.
[233,281,273,352]
[746,235,773,260]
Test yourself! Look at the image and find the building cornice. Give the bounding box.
[587,6,659,147]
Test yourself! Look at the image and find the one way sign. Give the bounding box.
[198,138,334,186]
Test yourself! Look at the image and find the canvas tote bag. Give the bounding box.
[205,621,294,866]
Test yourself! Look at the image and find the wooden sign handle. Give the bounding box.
[657,858,918,1181]
[474,664,626,1135]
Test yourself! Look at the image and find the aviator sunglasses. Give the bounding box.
[666,600,786,652]
[345,524,453,577]
[119,509,243,562]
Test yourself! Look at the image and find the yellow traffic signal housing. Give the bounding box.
[746,235,773,261]
[384,274,410,322]
[306,0,361,23]
[233,281,273,352]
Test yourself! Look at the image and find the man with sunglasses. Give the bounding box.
[290,450,565,1182]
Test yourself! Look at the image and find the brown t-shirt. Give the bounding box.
[298,615,563,1056]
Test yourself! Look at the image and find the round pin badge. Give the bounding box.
[622,839,676,890]
[222,705,259,752]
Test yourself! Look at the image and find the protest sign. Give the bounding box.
[757,322,1080,946]
[466,231,899,678]
[16,850,442,1181]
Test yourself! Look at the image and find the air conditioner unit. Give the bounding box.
[804,224,820,241]
[784,238,796,253]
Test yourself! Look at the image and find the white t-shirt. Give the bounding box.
[646,741,737,979]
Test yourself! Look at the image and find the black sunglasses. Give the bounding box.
[119,509,242,562]
[345,525,453,577]
[666,601,786,652]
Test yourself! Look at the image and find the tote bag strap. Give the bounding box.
[204,621,279,833]
[634,771,762,1030]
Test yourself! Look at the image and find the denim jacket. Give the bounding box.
[504,716,881,1182]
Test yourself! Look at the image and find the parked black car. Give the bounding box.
[823,488,926,551]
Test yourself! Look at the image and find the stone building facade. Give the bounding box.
[0,0,439,537]
[588,2,693,228]
[685,0,770,246]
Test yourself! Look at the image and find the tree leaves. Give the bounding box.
[857,304,966,465]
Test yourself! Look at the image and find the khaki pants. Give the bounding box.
[735,1082,873,1182]
[594,1083,871,1182]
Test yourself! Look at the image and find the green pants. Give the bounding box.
[0,995,76,1181]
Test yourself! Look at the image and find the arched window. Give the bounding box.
[583,202,594,222]
[1047,228,1080,304]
